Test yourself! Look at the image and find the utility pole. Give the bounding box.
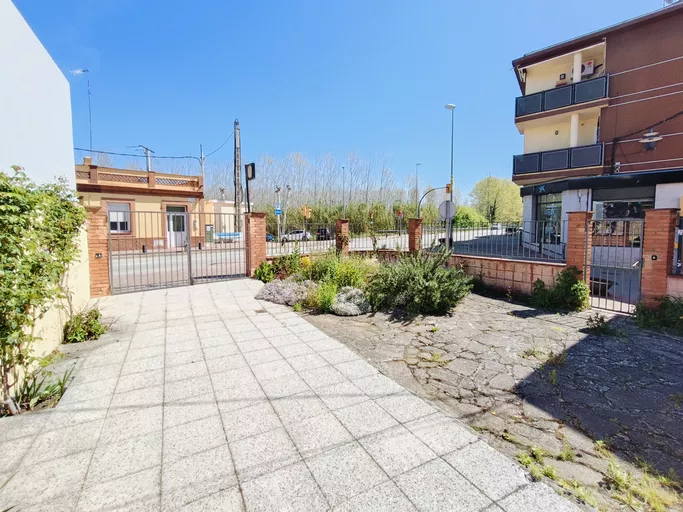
[199,144,205,182]
[415,163,422,213]
[136,145,154,172]
[234,119,242,232]
[275,187,282,240]
[342,166,346,218]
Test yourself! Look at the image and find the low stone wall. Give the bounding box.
[451,254,565,296]
[666,274,683,298]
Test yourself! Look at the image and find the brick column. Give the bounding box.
[245,212,267,276]
[335,219,349,256]
[86,206,111,297]
[408,218,422,253]
[566,211,593,282]
[641,208,678,306]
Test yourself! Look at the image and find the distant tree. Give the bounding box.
[453,205,488,228]
[469,177,522,222]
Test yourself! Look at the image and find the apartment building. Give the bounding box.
[511,3,683,234]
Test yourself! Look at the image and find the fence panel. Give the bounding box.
[266,223,336,257]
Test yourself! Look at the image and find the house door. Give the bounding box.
[166,206,187,249]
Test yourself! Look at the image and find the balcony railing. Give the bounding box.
[515,76,608,117]
[513,143,604,175]
[76,168,203,195]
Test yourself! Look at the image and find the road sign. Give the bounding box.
[439,200,456,219]
[275,203,282,216]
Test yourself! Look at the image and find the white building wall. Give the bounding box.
[560,189,590,243]
[0,0,75,187]
[0,1,89,357]
[655,183,683,209]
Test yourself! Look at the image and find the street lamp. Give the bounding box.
[415,163,422,214]
[445,104,456,248]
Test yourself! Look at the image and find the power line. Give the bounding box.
[74,147,198,160]
[205,132,234,158]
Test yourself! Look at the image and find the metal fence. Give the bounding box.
[422,221,568,262]
[349,224,409,252]
[266,224,337,257]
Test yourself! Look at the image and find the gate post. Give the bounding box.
[408,218,422,253]
[566,211,593,283]
[86,206,111,297]
[246,212,267,276]
[335,219,349,256]
[641,208,678,306]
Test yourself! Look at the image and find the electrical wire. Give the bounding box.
[205,132,234,158]
[74,147,199,160]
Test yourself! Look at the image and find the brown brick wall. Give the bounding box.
[408,218,422,253]
[246,212,267,276]
[336,219,349,256]
[86,207,111,297]
[641,208,678,306]
[566,211,593,282]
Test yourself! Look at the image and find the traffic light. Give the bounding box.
[446,183,452,194]
[301,206,312,219]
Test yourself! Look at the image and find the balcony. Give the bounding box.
[515,76,608,118]
[76,167,204,198]
[513,143,604,176]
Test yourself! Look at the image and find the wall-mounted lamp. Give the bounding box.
[638,129,663,151]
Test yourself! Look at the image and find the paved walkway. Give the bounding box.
[0,280,579,511]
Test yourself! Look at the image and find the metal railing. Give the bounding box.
[348,225,409,252]
[513,143,604,175]
[422,221,567,262]
[515,76,608,117]
[266,224,337,257]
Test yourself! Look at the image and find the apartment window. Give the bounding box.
[108,203,131,233]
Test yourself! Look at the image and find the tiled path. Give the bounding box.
[0,280,579,511]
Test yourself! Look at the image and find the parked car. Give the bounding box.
[316,227,332,240]
[281,230,311,242]
[266,233,275,242]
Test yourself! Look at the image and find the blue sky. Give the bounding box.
[16,0,664,194]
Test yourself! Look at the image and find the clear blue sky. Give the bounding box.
[15,0,663,194]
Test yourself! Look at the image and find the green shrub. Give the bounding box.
[336,256,373,289]
[365,248,472,315]
[63,307,107,344]
[316,280,338,313]
[254,261,275,283]
[272,247,302,279]
[531,267,589,311]
[305,252,339,282]
[635,296,683,334]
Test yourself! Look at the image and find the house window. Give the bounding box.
[108,203,131,233]
[592,186,655,220]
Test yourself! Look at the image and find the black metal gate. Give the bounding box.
[585,218,644,313]
[108,211,248,294]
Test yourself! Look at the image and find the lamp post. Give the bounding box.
[341,166,346,218]
[415,163,421,214]
[445,104,456,248]
[69,69,93,152]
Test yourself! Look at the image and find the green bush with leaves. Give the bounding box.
[63,307,107,344]
[254,261,275,283]
[1,167,86,415]
[272,246,302,279]
[304,251,339,282]
[531,267,589,311]
[315,280,338,313]
[635,296,683,334]
[366,248,472,315]
[335,256,374,289]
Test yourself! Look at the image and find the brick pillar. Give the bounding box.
[566,211,593,283]
[246,212,267,276]
[86,206,111,297]
[408,218,422,253]
[335,219,349,256]
[641,208,678,306]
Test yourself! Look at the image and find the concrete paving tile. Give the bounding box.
[317,380,370,411]
[498,483,581,512]
[360,425,437,477]
[0,408,51,442]
[404,412,477,456]
[165,349,204,368]
[232,331,265,343]
[334,400,398,438]
[242,461,328,512]
[286,353,329,372]
[351,374,404,399]
[121,355,165,376]
[307,441,388,507]
[163,392,219,429]
[205,353,247,374]
[271,391,329,425]
[214,377,267,413]
[333,481,417,512]
[236,338,272,353]
[286,412,354,459]
[257,327,290,338]
[244,348,283,366]
[334,359,378,381]
[86,431,162,485]
[18,492,80,512]
[43,395,111,430]
[251,359,295,382]
[200,334,235,349]
[444,440,529,501]
[276,342,314,358]
[80,350,127,369]
[22,419,103,466]
[161,443,236,510]
[163,414,225,464]
[267,334,303,348]
[211,366,258,389]
[299,365,347,390]
[221,401,282,442]
[165,339,202,354]
[164,374,214,403]
[179,486,243,512]
[126,344,165,362]
[166,330,199,344]
[231,427,301,481]
[0,434,33,474]
[202,342,240,360]
[259,372,310,400]
[319,347,360,365]
[99,405,163,445]
[288,323,319,335]
[306,337,342,352]
[0,450,92,506]
[374,391,437,424]
[72,363,123,386]
[116,369,165,394]
[394,458,492,512]
[109,384,164,416]
[165,360,208,383]
[77,466,160,511]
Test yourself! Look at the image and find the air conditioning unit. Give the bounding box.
[571,59,595,79]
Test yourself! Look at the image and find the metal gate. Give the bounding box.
[108,211,248,294]
[585,218,644,313]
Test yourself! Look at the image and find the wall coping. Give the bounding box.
[452,253,566,267]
